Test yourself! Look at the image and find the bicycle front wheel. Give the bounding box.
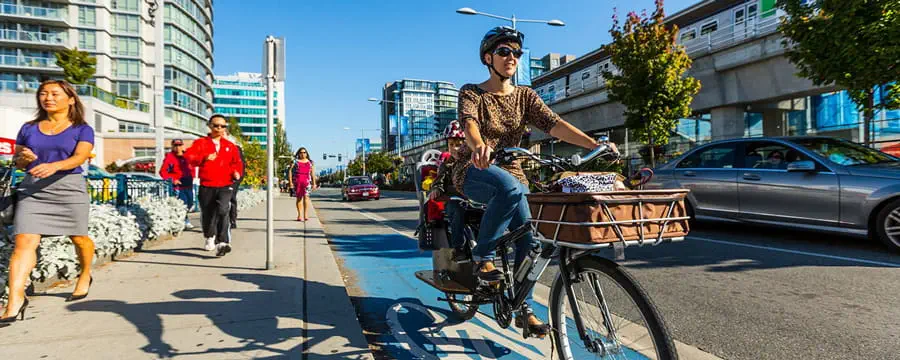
[549,256,677,360]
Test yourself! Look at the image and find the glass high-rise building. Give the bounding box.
[0,0,215,166]
[379,79,458,152]
[213,72,285,148]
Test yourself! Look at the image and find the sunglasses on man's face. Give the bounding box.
[210,124,227,129]
[493,47,523,59]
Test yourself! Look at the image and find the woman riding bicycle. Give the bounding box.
[452,26,618,337]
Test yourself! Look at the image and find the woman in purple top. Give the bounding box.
[2,80,96,325]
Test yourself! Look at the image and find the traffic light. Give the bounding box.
[323,154,327,161]
[338,154,342,162]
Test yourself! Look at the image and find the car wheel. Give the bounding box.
[875,198,900,253]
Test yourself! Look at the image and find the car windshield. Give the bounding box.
[793,138,899,166]
[348,178,372,186]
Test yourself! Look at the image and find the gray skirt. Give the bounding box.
[14,173,90,236]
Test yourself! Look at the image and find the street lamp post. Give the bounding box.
[147,0,166,173]
[455,7,565,85]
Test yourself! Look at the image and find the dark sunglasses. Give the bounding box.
[210,124,227,129]
[493,47,523,59]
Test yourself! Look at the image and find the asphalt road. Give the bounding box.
[314,188,900,360]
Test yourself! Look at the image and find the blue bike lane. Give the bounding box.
[318,200,652,359]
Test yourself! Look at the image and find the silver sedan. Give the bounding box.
[646,136,900,252]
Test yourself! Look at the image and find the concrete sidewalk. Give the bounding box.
[0,194,373,359]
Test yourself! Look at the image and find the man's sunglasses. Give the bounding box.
[210,124,227,129]
[493,47,523,59]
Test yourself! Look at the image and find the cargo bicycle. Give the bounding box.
[413,141,690,359]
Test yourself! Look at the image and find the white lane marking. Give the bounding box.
[688,236,900,268]
[385,302,545,359]
[341,202,415,238]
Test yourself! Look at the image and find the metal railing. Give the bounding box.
[538,8,782,106]
[0,4,68,21]
[86,174,175,206]
[0,80,150,112]
[681,8,781,57]
[75,85,151,112]
[0,54,61,69]
[0,29,67,45]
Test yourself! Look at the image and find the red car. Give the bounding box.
[342,176,380,201]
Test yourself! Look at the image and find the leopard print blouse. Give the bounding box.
[452,84,561,194]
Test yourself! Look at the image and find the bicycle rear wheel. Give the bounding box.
[549,256,676,360]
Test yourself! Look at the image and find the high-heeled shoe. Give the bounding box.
[65,276,93,302]
[0,298,29,324]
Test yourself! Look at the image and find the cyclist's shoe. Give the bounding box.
[474,261,503,284]
[515,314,551,339]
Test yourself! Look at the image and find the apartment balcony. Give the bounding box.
[0,54,63,72]
[0,29,68,50]
[0,4,70,27]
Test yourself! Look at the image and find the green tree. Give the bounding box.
[777,0,900,147]
[55,48,97,85]
[241,140,266,187]
[274,123,293,176]
[364,151,394,175]
[602,0,701,167]
[346,157,363,176]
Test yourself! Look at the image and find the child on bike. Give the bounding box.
[428,121,468,261]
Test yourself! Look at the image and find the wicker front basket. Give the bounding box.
[526,190,690,244]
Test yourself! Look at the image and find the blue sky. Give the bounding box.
[212,0,697,171]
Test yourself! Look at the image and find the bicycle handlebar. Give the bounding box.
[493,137,620,171]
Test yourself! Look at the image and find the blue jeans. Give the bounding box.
[177,187,194,213]
[446,200,465,249]
[463,165,539,309]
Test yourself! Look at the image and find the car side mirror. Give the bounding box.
[787,160,816,172]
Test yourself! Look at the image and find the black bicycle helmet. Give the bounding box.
[479,26,524,65]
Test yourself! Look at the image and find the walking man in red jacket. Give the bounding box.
[184,115,244,256]
[159,138,195,229]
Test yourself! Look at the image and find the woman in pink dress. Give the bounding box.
[288,147,317,221]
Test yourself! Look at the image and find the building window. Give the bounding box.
[78,30,97,50]
[133,147,158,157]
[700,21,718,36]
[112,59,141,79]
[112,0,139,12]
[78,6,96,26]
[119,121,153,133]
[114,81,141,99]
[112,14,140,35]
[680,29,697,42]
[112,36,140,57]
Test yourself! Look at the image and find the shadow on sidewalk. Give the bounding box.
[350,295,518,359]
[66,273,369,359]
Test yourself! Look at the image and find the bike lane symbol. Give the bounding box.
[385,302,544,359]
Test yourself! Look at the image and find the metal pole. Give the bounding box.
[511,15,518,87]
[264,36,276,270]
[395,92,401,154]
[151,0,165,174]
[361,129,367,176]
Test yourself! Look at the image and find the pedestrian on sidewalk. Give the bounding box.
[288,147,317,221]
[184,115,244,256]
[3,80,97,325]
[159,138,195,229]
[225,134,245,229]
